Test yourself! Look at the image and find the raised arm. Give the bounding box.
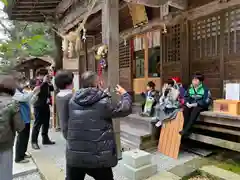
[105,85,132,118]
[13,89,33,102]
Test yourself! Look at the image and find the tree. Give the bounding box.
[0,1,55,71]
[0,22,55,72]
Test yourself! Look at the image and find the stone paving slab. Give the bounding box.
[146,171,181,180]
[200,165,240,180]
[13,147,38,178]
[13,172,42,180]
[169,157,211,178]
[29,130,198,180]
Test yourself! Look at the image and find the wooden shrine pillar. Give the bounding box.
[102,0,119,88]
[102,0,121,159]
[52,32,63,130]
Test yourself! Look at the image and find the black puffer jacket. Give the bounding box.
[67,88,132,168]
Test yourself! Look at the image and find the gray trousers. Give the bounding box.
[0,148,13,180]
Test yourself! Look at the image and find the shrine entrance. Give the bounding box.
[131,30,161,94]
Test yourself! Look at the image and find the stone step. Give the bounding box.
[120,122,152,144]
[121,138,139,151]
[120,122,158,151]
[121,137,158,152]
[120,113,154,133]
[132,102,142,114]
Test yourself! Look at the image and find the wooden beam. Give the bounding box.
[187,0,240,20]
[55,0,74,15]
[219,13,225,98]
[58,0,103,34]
[120,18,163,40]
[13,18,45,22]
[189,133,240,152]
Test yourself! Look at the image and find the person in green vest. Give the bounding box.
[180,72,212,137]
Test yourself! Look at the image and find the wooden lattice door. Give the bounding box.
[224,7,240,80]
[162,24,181,82]
[190,13,221,98]
[119,40,132,91]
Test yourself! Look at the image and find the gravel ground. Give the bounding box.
[13,172,42,180]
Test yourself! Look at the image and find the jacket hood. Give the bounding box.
[73,87,109,106]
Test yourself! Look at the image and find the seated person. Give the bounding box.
[141,81,159,116]
[180,73,211,137]
[172,77,186,106]
[153,78,181,127]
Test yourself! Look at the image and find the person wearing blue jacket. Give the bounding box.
[180,73,212,137]
[13,80,40,163]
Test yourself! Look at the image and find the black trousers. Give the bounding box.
[15,123,30,162]
[182,106,204,135]
[31,105,50,143]
[66,165,114,180]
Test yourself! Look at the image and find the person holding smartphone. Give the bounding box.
[31,68,55,150]
[66,71,132,180]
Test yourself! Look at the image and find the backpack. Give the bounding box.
[0,100,19,144]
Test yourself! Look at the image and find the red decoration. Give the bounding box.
[172,77,181,84]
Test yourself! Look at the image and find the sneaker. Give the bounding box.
[15,159,30,164]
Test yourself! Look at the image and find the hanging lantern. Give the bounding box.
[82,28,87,42]
[163,24,167,34]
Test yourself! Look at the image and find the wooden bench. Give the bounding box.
[189,111,240,152]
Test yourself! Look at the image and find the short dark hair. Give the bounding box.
[167,79,175,86]
[81,71,97,88]
[36,68,48,76]
[193,72,204,82]
[55,70,74,90]
[147,81,155,89]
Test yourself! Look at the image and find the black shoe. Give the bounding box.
[42,140,55,145]
[32,143,40,150]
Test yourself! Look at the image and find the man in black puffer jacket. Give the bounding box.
[66,71,132,180]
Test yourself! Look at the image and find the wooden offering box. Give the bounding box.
[213,99,240,116]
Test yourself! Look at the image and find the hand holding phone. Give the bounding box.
[115,84,127,95]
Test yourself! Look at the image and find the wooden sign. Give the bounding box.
[128,3,148,27]
[158,111,184,159]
